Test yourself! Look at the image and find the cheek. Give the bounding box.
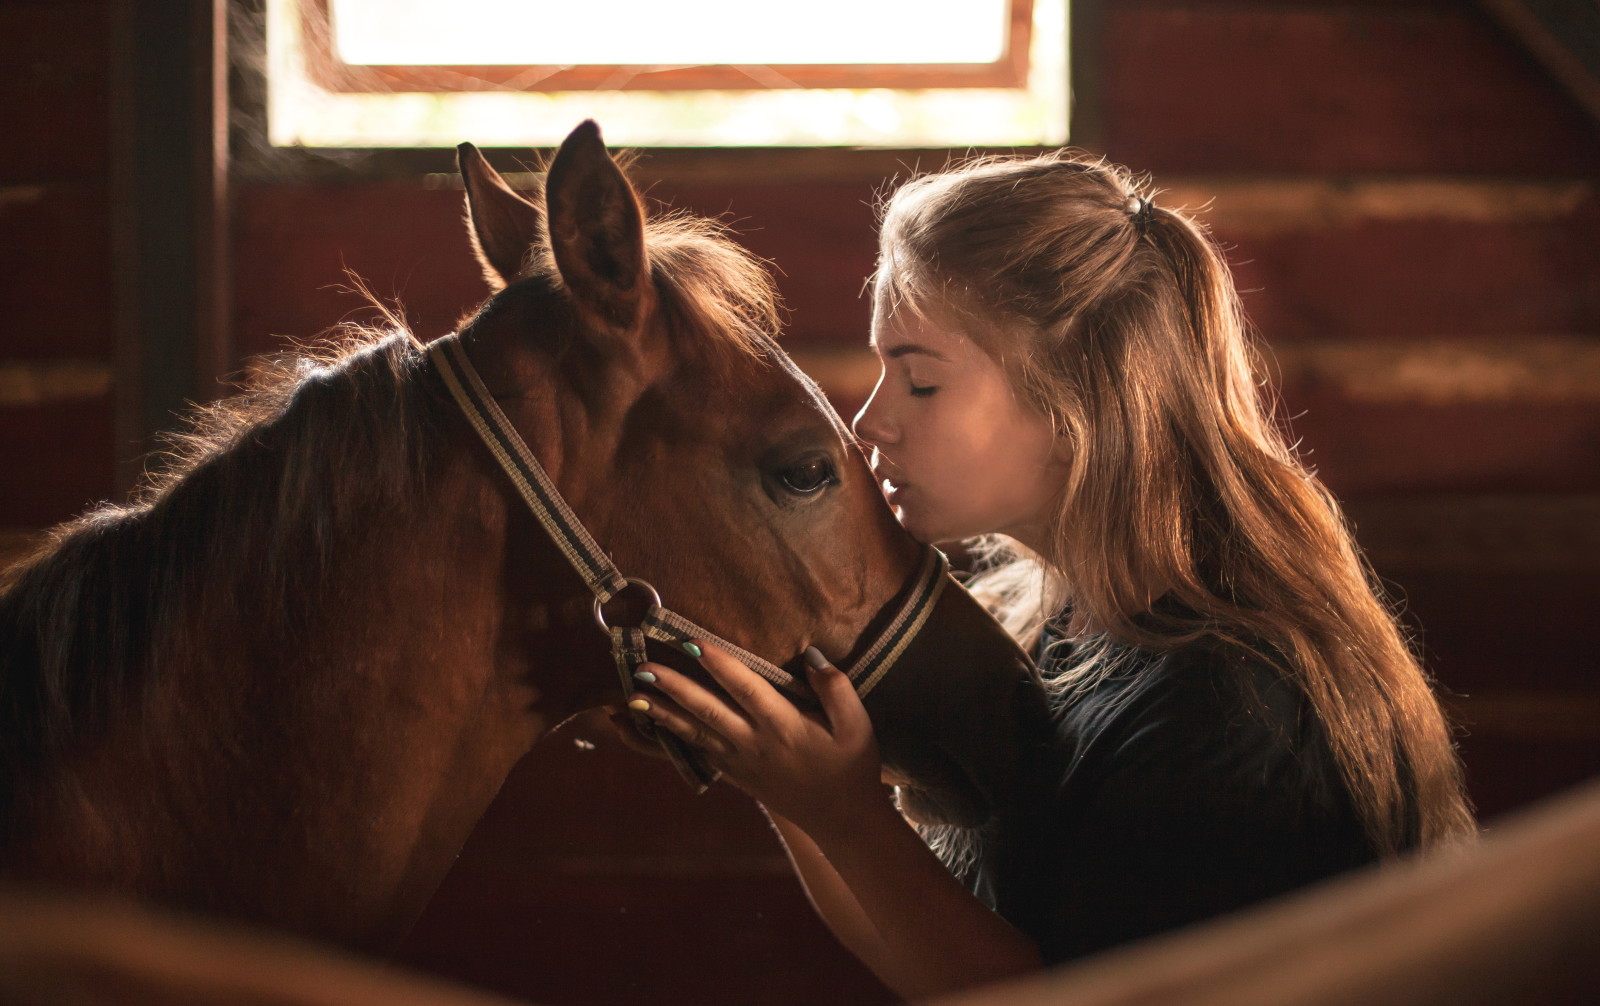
[915,421,987,491]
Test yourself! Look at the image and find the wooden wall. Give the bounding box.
[1,1,117,537]
[3,1,1598,1004]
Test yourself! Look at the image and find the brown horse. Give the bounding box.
[0,121,1046,953]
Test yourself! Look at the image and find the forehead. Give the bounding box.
[870,298,974,361]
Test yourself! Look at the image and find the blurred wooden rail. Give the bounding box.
[5,774,1600,1006]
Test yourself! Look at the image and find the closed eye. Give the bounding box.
[910,384,939,397]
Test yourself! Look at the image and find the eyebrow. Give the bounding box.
[872,340,952,362]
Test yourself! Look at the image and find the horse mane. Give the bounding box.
[0,329,445,842]
[645,210,783,359]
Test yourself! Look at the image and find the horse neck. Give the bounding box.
[867,582,1056,828]
[10,454,604,952]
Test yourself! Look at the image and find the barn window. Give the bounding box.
[265,0,1068,147]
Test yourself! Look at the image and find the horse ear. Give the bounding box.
[545,120,649,332]
[459,142,542,291]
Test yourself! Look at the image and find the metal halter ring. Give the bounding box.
[592,577,663,632]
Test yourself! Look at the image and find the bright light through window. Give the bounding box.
[268,0,1069,148]
[333,0,1011,66]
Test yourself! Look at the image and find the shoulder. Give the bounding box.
[1054,639,1345,812]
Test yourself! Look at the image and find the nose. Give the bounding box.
[852,373,897,447]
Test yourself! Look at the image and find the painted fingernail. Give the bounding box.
[627,698,651,712]
[804,646,829,671]
[633,669,657,684]
[681,641,703,658]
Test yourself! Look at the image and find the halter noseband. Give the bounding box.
[428,333,947,791]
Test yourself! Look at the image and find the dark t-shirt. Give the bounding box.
[966,628,1387,963]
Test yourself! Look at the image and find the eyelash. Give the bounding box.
[909,384,938,397]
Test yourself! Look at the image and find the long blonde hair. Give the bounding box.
[877,152,1474,854]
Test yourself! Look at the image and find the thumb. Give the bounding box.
[804,646,868,737]
[605,704,669,760]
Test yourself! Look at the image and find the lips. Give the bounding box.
[874,471,908,497]
[868,449,910,500]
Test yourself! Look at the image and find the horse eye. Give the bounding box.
[777,457,836,495]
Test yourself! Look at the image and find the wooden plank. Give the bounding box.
[231,180,882,360]
[0,3,110,183]
[1379,569,1598,693]
[1455,720,1600,821]
[0,395,115,527]
[0,181,114,358]
[234,175,1599,361]
[1276,336,1600,407]
[1449,691,1600,745]
[231,185,488,361]
[0,360,114,407]
[1101,5,1600,174]
[1164,177,1595,234]
[1288,395,1600,496]
[1347,493,1600,573]
[1226,210,1600,343]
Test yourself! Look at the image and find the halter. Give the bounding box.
[427,333,948,791]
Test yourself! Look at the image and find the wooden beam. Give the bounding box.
[109,0,230,489]
[0,360,114,407]
[1480,0,1600,128]
[1068,0,1106,152]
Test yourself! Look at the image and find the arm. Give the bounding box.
[779,795,1040,998]
[761,802,889,959]
[632,643,1040,1000]
[763,810,889,969]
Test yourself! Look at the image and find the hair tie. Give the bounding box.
[1126,195,1155,233]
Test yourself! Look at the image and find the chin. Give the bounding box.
[896,513,946,547]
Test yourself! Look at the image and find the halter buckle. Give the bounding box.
[593,577,663,632]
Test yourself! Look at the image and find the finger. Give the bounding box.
[804,646,872,741]
[688,640,799,727]
[604,705,670,760]
[626,685,736,759]
[633,661,756,749]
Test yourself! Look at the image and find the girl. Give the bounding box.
[618,152,1476,999]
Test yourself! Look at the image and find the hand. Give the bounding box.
[600,703,671,761]
[630,641,888,834]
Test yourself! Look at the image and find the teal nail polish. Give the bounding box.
[633,669,657,684]
[681,641,703,658]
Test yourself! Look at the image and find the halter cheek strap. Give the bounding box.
[428,333,947,791]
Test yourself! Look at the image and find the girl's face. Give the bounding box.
[852,291,1069,549]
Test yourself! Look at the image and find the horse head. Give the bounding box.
[452,121,1050,828]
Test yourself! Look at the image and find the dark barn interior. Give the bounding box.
[2,1,1598,1004]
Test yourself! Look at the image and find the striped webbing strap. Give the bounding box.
[428,333,947,790]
